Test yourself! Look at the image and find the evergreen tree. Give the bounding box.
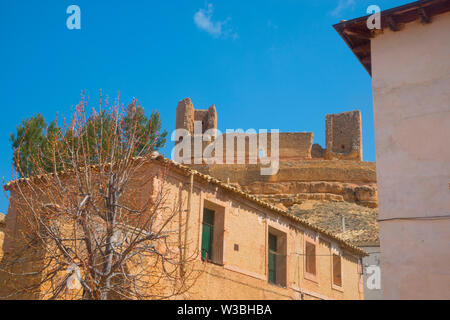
[10,101,167,178]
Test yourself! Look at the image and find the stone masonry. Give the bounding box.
[174,98,377,208]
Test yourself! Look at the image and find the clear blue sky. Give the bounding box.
[0,0,409,213]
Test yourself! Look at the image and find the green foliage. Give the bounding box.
[10,103,168,178]
[123,103,167,154]
[10,114,60,177]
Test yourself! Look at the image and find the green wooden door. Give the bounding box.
[268,233,277,283]
[201,209,215,261]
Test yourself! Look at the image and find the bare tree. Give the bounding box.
[0,92,200,300]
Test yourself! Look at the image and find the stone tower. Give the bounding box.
[175,98,217,134]
[325,110,362,160]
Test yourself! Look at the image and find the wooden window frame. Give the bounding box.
[267,226,287,287]
[200,199,225,266]
[201,208,215,261]
[304,236,318,283]
[331,250,344,291]
[268,233,277,284]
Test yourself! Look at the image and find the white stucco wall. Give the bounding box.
[371,11,450,299]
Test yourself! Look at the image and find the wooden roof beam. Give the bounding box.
[352,43,370,53]
[386,16,404,31]
[418,7,431,23]
[342,29,371,39]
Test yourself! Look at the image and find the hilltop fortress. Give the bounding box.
[174,98,378,209]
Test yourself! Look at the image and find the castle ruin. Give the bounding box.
[175,98,377,209]
[175,98,363,162]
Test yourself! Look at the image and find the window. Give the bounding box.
[332,254,342,287]
[305,241,316,275]
[267,228,287,286]
[201,208,215,261]
[200,202,225,264]
[268,233,277,284]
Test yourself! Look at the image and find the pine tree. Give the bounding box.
[10,99,167,178]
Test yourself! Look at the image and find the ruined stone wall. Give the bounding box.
[325,111,362,160]
[278,132,313,160]
[176,98,363,163]
[216,132,313,163]
[191,160,378,208]
[176,98,217,134]
[180,131,314,164]
[174,99,375,208]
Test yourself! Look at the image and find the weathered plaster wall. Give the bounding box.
[371,11,450,299]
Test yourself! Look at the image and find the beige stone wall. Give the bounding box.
[203,132,314,163]
[325,111,362,161]
[371,11,450,299]
[1,161,365,300]
[192,160,378,208]
[176,98,217,134]
[175,97,363,162]
[142,162,365,300]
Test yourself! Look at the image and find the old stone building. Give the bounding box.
[174,98,381,299]
[1,156,366,300]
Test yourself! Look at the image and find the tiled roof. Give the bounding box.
[291,201,379,247]
[3,155,367,256]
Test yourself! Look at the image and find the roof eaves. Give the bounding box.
[333,0,450,77]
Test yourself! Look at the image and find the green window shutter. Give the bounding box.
[201,223,212,260]
[268,233,277,284]
[201,208,215,261]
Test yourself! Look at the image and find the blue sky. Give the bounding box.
[0,0,410,213]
